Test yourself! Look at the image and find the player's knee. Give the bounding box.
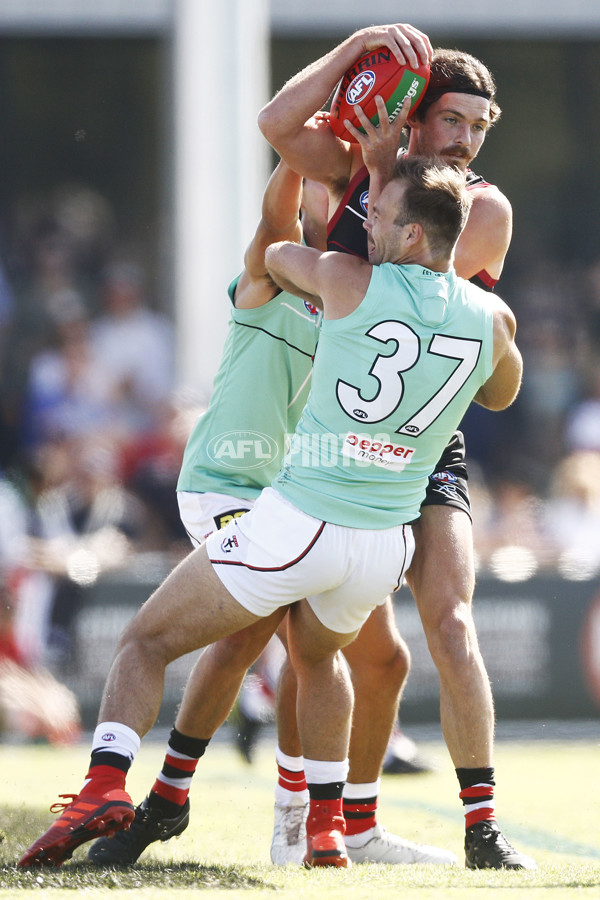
[210,629,267,670]
[351,635,410,693]
[116,616,174,667]
[425,604,480,670]
[380,640,410,691]
[382,634,411,684]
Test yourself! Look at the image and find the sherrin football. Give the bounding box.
[329,47,430,143]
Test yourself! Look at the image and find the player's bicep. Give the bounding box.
[244,219,302,281]
[265,242,322,297]
[455,188,512,281]
[474,306,521,410]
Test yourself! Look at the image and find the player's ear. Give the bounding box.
[405,222,423,244]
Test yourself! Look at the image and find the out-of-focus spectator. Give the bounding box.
[501,257,586,480]
[120,397,200,556]
[0,575,81,746]
[21,290,115,450]
[15,437,148,671]
[0,468,28,572]
[0,258,18,467]
[544,450,600,579]
[473,475,550,578]
[0,468,81,745]
[91,261,174,438]
[581,260,600,357]
[564,364,600,455]
[1,223,93,466]
[0,257,15,352]
[518,320,580,470]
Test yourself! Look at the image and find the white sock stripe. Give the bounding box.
[157,772,193,791]
[279,773,305,787]
[274,784,309,806]
[464,799,496,812]
[276,747,305,772]
[304,757,349,785]
[343,779,381,800]
[166,748,196,762]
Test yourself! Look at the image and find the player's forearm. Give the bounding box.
[258,33,366,147]
[261,162,303,234]
[265,241,322,301]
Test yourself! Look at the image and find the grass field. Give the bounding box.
[1,731,599,898]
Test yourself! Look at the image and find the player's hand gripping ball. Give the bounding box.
[329,47,430,142]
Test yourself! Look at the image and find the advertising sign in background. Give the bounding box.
[67,567,600,728]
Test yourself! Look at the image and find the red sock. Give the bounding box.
[459,784,496,828]
[80,764,127,796]
[343,795,377,836]
[149,728,208,811]
[457,766,496,829]
[277,763,307,793]
[307,799,345,837]
[151,750,200,807]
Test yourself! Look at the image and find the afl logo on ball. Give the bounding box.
[346,71,376,105]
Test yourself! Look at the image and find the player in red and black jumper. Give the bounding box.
[259,26,536,870]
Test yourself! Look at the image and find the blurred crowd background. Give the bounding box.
[1,8,600,741]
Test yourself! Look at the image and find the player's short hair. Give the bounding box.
[413,48,501,126]
[392,155,472,257]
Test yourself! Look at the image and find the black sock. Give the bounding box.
[147,727,209,816]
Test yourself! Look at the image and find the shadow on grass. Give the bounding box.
[0,862,278,891]
[0,807,277,890]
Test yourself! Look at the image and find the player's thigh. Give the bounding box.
[406,504,475,628]
[288,599,358,667]
[342,597,407,671]
[125,543,261,661]
[211,608,288,670]
[275,612,291,652]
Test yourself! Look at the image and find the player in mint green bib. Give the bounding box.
[275,262,492,528]
[177,280,320,503]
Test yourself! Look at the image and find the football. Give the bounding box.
[329,47,430,143]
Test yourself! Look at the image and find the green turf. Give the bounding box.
[1,735,599,898]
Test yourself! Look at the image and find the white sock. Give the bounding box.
[343,779,380,799]
[92,721,140,763]
[276,746,305,771]
[304,757,349,785]
[275,746,308,806]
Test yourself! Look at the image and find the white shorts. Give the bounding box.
[177,491,255,547]
[204,487,414,635]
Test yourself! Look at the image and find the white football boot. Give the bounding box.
[345,824,458,865]
[270,796,309,865]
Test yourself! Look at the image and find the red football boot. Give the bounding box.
[304,828,351,868]
[18,788,134,867]
[303,799,350,868]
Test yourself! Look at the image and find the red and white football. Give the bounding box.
[329,47,430,143]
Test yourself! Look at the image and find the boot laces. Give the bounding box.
[285,804,307,843]
[50,793,78,814]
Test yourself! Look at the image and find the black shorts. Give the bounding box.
[420,431,471,519]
